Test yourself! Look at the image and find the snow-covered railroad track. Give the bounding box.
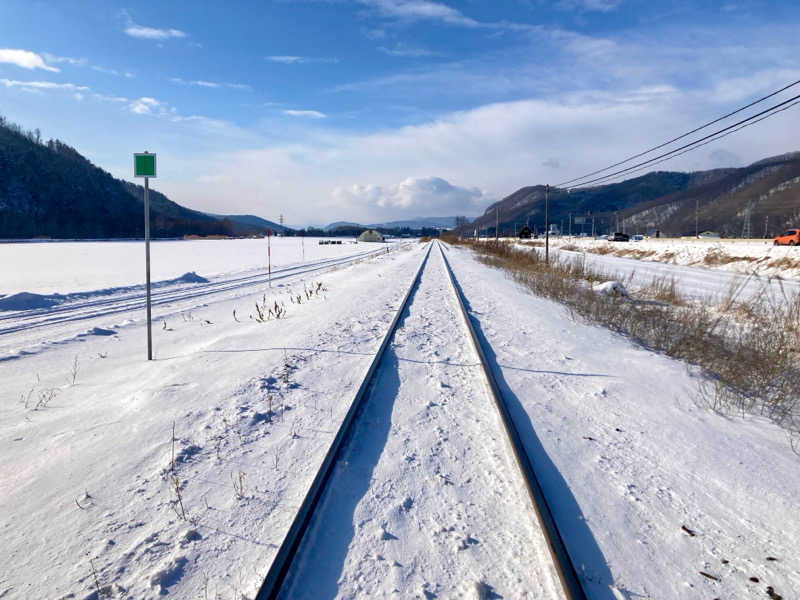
[257,241,585,599]
[0,246,387,337]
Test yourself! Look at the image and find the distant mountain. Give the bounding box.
[369,216,460,229]
[0,115,265,239]
[323,216,461,231]
[207,213,289,233]
[324,221,362,231]
[465,153,800,237]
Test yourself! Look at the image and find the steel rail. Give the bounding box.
[0,247,384,325]
[255,242,432,600]
[0,246,392,336]
[437,240,588,600]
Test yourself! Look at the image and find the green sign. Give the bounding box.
[134,153,157,178]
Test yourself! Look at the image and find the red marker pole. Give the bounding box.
[267,228,272,287]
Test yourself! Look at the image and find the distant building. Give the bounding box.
[358,229,384,243]
[518,225,532,239]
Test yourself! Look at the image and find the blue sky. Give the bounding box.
[2,1,800,225]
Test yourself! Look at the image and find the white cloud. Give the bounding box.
[333,176,486,215]
[42,53,87,66]
[377,43,439,57]
[121,10,186,40]
[283,109,327,118]
[0,78,88,91]
[266,55,339,64]
[558,0,623,12]
[0,49,60,72]
[125,24,186,40]
[156,78,800,224]
[358,0,480,27]
[128,97,166,115]
[267,55,304,64]
[170,77,252,90]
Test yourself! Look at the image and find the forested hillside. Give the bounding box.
[0,116,264,239]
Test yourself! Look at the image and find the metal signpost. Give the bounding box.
[267,228,272,284]
[545,184,550,264]
[134,152,157,360]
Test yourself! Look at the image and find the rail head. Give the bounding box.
[255,241,433,600]
[436,240,588,600]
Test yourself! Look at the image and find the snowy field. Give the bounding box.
[0,237,367,297]
[549,236,800,279]
[1,239,798,599]
[508,237,800,303]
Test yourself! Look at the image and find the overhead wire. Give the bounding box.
[555,78,800,189]
[560,91,800,190]
[571,97,800,188]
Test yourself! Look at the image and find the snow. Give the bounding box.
[1,238,798,599]
[445,243,800,599]
[551,236,800,279]
[0,237,366,296]
[280,247,562,599]
[591,281,627,296]
[512,239,800,303]
[1,241,419,598]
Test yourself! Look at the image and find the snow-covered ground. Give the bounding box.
[1,241,420,599]
[0,237,365,297]
[547,236,800,279]
[510,238,800,303]
[281,246,563,599]
[1,239,798,599]
[446,243,799,599]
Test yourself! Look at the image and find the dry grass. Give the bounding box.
[767,256,800,270]
[703,247,758,266]
[462,240,800,449]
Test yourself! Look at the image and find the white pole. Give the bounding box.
[144,175,152,361]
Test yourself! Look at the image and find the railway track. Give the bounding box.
[256,240,587,599]
[0,246,389,337]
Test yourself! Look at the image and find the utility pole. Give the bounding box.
[764,215,769,238]
[569,213,572,237]
[495,206,499,240]
[545,184,550,264]
[695,197,699,238]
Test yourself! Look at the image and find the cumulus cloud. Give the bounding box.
[332,176,486,215]
[0,49,60,72]
[128,97,168,115]
[156,76,800,224]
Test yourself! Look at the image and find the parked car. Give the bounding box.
[774,229,800,246]
[632,234,644,241]
[607,232,630,242]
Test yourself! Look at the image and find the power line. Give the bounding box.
[573,97,800,187]
[562,91,800,190]
[555,78,800,188]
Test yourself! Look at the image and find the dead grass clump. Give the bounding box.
[467,240,800,448]
[560,243,580,251]
[703,247,758,266]
[591,244,616,255]
[767,256,800,270]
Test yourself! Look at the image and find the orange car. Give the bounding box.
[774,229,800,246]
